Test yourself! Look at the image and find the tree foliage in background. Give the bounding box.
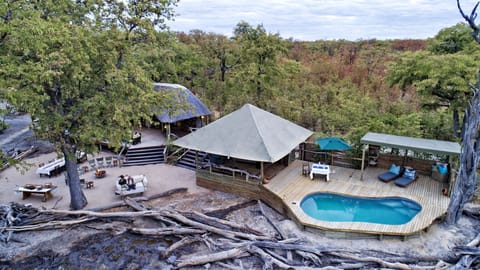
[170,30,436,147]
[387,24,479,139]
[225,22,287,111]
[0,0,178,209]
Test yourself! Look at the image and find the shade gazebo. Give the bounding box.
[173,103,313,180]
[359,132,461,181]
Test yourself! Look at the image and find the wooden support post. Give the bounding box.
[195,151,198,170]
[402,149,409,167]
[260,162,264,181]
[360,145,366,180]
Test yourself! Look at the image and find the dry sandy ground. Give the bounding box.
[0,151,210,210]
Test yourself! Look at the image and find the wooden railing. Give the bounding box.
[165,146,188,163]
[302,149,360,169]
[198,163,261,183]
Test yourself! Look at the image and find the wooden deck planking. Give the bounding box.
[264,160,450,236]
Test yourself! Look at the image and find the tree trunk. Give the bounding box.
[453,109,461,138]
[63,148,87,210]
[446,72,480,224]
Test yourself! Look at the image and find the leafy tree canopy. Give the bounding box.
[0,0,178,209]
[427,23,478,54]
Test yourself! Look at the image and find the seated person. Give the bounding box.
[118,175,127,189]
[127,175,136,190]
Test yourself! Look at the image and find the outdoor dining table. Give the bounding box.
[36,158,65,177]
[17,184,58,202]
[310,163,330,181]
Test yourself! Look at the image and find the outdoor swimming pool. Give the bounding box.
[300,193,422,225]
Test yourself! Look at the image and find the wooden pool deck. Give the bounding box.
[263,160,450,236]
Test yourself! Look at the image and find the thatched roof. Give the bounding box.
[153,83,211,123]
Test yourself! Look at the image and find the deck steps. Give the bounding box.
[175,150,208,170]
[122,145,165,167]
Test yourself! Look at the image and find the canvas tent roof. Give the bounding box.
[360,132,461,156]
[173,103,313,163]
[153,83,211,123]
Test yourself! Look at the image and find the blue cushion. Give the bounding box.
[403,169,416,180]
[388,164,400,175]
[437,164,448,174]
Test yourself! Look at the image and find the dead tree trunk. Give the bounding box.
[446,73,480,224]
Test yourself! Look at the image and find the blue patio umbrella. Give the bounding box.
[316,137,352,151]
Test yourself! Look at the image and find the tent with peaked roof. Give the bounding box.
[173,103,312,170]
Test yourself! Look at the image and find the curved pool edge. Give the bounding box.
[259,184,449,237]
[288,191,444,236]
[299,192,422,225]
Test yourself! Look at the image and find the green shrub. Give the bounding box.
[0,121,7,133]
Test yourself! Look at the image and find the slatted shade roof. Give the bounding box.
[360,132,461,156]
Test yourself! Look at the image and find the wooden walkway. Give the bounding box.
[263,160,450,236]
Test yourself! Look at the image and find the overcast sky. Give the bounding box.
[167,0,472,41]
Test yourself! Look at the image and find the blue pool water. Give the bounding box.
[300,193,422,225]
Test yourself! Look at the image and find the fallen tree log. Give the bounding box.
[205,200,256,219]
[328,252,412,270]
[453,246,480,256]
[161,236,202,259]
[41,209,161,218]
[123,198,265,237]
[215,261,246,270]
[295,250,322,266]
[252,240,347,254]
[3,217,95,232]
[258,200,284,240]
[249,245,317,270]
[130,227,206,236]
[87,187,188,212]
[462,203,480,219]
[161,209,272,241]
[175,247,248,269]
[124,198,178,226]
[43,206,272,241]
[452,231,480,269]
[183,210,265,236]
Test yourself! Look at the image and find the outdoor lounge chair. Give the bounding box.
[105,156,113,167]
[88,159,96,171]
[96,157,105,169]
[394,168,417,187]
[378,164,403,182]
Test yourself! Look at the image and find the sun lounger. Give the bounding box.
[378,164,402,182]
[394,168,417,187]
